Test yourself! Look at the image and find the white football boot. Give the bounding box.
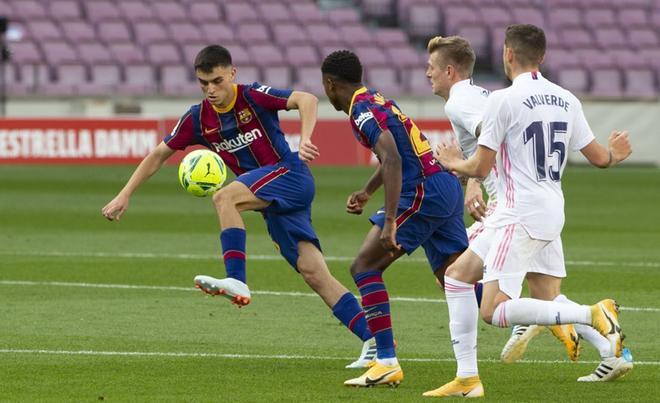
[194,275,251,307]
[578,348,633,382]
[345,337,377,368]
[500,325,546,363]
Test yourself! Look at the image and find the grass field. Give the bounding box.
[1,164,659,402]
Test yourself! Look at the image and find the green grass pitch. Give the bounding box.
[1,164,658,402]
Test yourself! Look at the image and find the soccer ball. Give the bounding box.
[178,149,227,197]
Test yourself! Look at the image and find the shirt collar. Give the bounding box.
[212,84,238,114]
[348,86,368,115]
[513,71,543,85]
[449,78,472,99]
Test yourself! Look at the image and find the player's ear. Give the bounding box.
[230,66,237,81]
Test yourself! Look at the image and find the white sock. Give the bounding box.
[376,357,399,366]
[554,294,613,358]
[445,276,479,377]
[491,298,590,327]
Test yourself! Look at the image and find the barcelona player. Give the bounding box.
[102,45,376,368]
[321,50,469,387]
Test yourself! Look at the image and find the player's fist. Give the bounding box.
[346,190,370,215]
[465,178,487,222]
[608,130,631,166]
[433,137,463,170]
[102,194,129,221]
[298,138,320,162]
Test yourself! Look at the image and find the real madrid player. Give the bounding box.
[103,45,377,368]
[430,25,632,397]
[426,35,633,385]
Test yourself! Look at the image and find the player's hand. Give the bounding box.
[102,194,129,221]
[434,137,463,170]
[346,190,370,214]
[465,178,487,222]
[298,139,320,162]
[607,130,631,166]
[380,220,401,255]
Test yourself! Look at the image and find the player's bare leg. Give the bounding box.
[345,226,405,387]
[194,182,270,307]
[297,240,378,368]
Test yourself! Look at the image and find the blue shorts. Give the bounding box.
[236,154,321,270]
[370,172,468,272]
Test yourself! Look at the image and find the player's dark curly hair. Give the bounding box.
[194,45,232,73]
[321,50,362,84]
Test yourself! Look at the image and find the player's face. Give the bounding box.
[426,52,450,99]
[196,65,236,107]
[322,75,342,112]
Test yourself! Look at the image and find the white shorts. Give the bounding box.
[469,223,559,298]
[467,202,566,281]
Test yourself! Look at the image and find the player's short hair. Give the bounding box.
[194,45,232,73]
[504,24,546,67]
[321,50,362,84]
[427,36,475,76]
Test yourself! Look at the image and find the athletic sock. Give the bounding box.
[220,227,246,283]
[474,282,483,308]
[554,294,613,358]
[332,292,373,342]
[445,276,479,377]
[353,271,396,361]
[491,298,590,327]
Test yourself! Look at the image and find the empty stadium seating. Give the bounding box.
[1,0,658,99]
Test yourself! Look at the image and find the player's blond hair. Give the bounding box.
[427,36,475,77]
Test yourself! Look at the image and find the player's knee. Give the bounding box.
[212,187,235,208]
[480,308,495,325]
[444,262,460,280]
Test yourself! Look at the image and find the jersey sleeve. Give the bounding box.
[163,108,196,150]
[351,101,385,148]
[569,99,596,151]
[248,82,293,111]
[478,90,510,151]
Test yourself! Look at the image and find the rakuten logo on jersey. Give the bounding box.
[211,128,263,153]
[354,111,374,130]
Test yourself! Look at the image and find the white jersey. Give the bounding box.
[444,79,497,201]
[478,71,595,240]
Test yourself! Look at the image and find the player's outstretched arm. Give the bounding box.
[287,91,320,162]
[580,130,632,168]
[435,137,496,179]
[102,142,176,221]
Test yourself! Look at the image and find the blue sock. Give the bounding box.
[353,271,395,359]
[332,292,373,342]
[220,227,246,283]
[474,282,483,308]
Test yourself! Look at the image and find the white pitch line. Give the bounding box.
[1,250,659,268]
[1,280,658,312]
[0,349,657,366]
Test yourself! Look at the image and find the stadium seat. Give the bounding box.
[354,46,388,67]
[61,21,98,43]
[13,0,47,19]
[263,66,293,89]
[593,27,628,49]
[443,6,482,35]
[478,6,513,29]
[77,43,115,65]
[559,28,595,50]
[306,24,345,47]
[407,4,441,39]
[84,1,122,23]
[237,23,272,45]
[146,43,183,65]
[272,24,310,46]
[339,25,375,47]
[248,44,285,66]
[160,65,199,96]
[456,25,490,61]
[224,3,261,24]
[98,21,133,44]
[152,2,189,23]
[547,7,582,29]
[256,3,291,23]
[403,66,432,96]
[327,8,361,25]
[236,65,261,85]
[115,64,158,96]
[623,69,658,99]
[365,66,402,97]
[42,64,88,96]
[373,29,409,47]
[362,0,397,23]
[386,46,426,69]
[628,29,659,50]
[582,9,616,30]
[590,68,623,98]
[109,43,147,64]
[78,65,122,96]
[27,20,63,42]
[557,68,589,96]
[293,66,323,95]
[284,45,320,67]
[511,8,546,29]
[618,9,648,27]
[48,0,83,21]
[199,23,235,44]
[290,3,327,24]
[117,1,155,23]
[133,22,171,45]
[41,41,79,65]
[188,2,223,24]
[167,23,204,45]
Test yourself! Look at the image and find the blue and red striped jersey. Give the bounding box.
[349,87,441,186]
[164,82,294,175]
